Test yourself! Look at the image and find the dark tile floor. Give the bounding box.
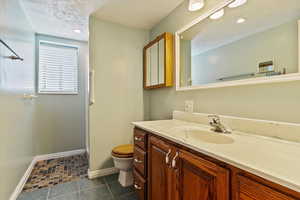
[17,173,138,200]
[18,154,137,200]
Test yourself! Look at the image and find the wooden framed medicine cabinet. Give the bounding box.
[143,32,174,89]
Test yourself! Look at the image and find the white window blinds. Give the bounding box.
[38,41,79,94]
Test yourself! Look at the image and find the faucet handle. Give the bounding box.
[208,114,220,123]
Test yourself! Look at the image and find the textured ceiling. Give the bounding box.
[88,0,184,30]
[20,0,184,41]
[20,0,107,41]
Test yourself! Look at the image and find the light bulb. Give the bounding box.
[228,0,247,8]
[188,0,205,11]
[236,18,246,24]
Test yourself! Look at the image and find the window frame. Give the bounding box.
[37,40,80,95]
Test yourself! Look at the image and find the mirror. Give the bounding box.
[176,0,300,90]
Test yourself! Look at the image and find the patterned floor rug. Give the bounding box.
[22,153,88,192]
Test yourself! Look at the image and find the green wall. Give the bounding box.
[89,17,149,170]
[0,0,36,199]
[148,0,300,123]
[34,34,88,155]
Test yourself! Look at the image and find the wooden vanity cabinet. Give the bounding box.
[133,128,148,200]
[148,136,176,200]
[133,127,300,200]
[133,169,147,200]
[233,174,299,200]
[177,150,230,200]
[148,136,229,200]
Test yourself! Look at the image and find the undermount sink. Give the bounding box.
[170,126,234,144]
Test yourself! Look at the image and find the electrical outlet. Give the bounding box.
[184,100,194,113]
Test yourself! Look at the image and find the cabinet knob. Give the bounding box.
[165,149,172,164]
[172,152,179,168]
[134,158,143,163]
[134,136,142,141]
[134,183,142,190]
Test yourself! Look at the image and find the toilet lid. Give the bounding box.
[112,144,134,158]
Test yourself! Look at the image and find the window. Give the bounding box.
[38,41,79,94]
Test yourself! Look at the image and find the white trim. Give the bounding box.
[39,40,79,49]
[176,0,234,35]
[9,149,86,200]
[35,149,86,161]
[175,1,300,91]
[88,168,119,179]
[298,20,300,73]
[9,159,36,200]
[177,73,300,91]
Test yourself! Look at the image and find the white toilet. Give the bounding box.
[112,144,134,187]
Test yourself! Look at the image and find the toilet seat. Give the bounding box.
[112,144,133,158]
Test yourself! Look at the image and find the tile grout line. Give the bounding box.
[47,190,79,199]
[104,177,116,199]
[46,181,81,200]
[46,188,50,200]
[77,181,81,199]
[118,191,136,199]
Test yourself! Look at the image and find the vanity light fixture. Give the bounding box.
[209,9,225,20]
[228,0,247,8]
[188,0,205,11]
[73,29,81,33]
[236,18,246,24]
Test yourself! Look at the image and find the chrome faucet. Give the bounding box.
[208,115,231,134]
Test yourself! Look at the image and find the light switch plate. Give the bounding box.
[184,100,194,113]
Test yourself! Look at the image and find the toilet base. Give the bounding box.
[118,170,133,187]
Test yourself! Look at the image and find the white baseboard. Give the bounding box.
[34,149,86,162]
[88,168,119,179]
[9,149,86,200]
[9,159,36,200]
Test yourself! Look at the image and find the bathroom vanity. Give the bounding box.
[132,111,300,200]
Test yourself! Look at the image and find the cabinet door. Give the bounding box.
[235,175,297,200]
[177,150,229,200]
[133,169,147,200]
[148,136,174,200]
[150,43,158,86]
[145,48,151,87]
[158,38,165,85]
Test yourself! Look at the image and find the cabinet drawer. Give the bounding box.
[134,128,147,150]
[133,169,147,200]
[133,146,147,177]
[236,175,296,200]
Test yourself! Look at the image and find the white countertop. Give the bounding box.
[132,119,300,192]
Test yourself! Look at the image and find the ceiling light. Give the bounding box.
[209,9,225,20]
[236,18,246,24]
[188,0,205,11]
[228,0,247,8]
[73,29,81,33]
